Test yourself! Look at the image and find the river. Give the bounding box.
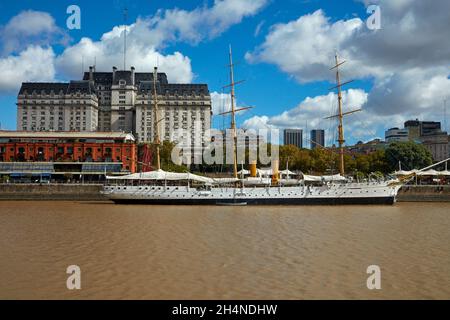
[0,201,449,299]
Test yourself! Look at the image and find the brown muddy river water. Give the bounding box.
[0,201,449,299]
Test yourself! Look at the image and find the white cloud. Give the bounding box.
[242,89,388,145]
[0,46,56,93]
[55,0,268,80]
[246,10,365,82]
[149,0,268,44]
[245,0,450,130]
[211,92,232,115]
[254,20,265,37]
[210,91,254,118]
[0,1,268,92]
[55,34,193,83]
[0,10,67,54]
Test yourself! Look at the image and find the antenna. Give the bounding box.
[305,120,308,149]
[443,99,447,130]
[81,55,84,75]
[153,66,161,170]
[221,87,225,131]
[123,8,128,70]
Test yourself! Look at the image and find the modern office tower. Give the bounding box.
[283,129,303,148]
[310,129,325,149]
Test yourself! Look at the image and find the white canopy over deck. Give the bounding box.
[107,170,350,186]
[106,170,214,184]
[394,169,450,176]
[302,174,347,182]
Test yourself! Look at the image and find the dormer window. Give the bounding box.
[119,79,126,87]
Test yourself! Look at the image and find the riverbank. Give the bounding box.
[397,185,450,202]
[0,184,105,201]
[1,183,450,202]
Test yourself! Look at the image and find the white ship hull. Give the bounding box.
[102,182,402,205]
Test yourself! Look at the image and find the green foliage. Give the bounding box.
[355,171,366,181]
[310,147,334,174]
[138,140,434,175]
[138,141,188,172]
[385,142,433,171]
[367,150,390,173]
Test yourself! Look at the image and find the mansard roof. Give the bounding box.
[19,83,69,95]
[82,72,113,84]
[67,81,96,94]
[82,71,169,85]
[137,82,209,95]
[19,81,96,95]
[21,69,208,96]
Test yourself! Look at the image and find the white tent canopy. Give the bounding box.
[394,169,450,176]
[213,178,240,184]
[417,169,440,176]
[106,170,214,184]
[394,169,419,176]
[280,169,296,176]
[302,174,347,182]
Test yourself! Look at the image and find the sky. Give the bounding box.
[0,0,449,146]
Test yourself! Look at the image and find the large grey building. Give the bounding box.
[385,127,409,142]
[387,119,449,161]
[283,129,303,148]
[17,66,212,146]
[420,131,449,162]
[17,81,99,132]
[404,119,441,141]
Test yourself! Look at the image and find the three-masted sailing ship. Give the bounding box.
[102,49,403,205]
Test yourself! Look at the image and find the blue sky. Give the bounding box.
[0,0,449,146]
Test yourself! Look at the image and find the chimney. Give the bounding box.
[89,66,94,81]
[112,66,117,82]
[271,159,280,185]
[131,66,135,86]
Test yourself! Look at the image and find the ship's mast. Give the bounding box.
[218,45,253,179]
[229,45,238,179]
[335,53,345,175]
[327,53,361,176]
[153,66,161,170]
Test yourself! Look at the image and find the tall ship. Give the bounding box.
[102,49,404,205]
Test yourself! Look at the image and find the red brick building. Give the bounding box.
[0,131,137,173]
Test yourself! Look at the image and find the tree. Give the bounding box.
[295,149,313,172]
[355,154,370,174]
[367,149,390,173]
[385,142,433,172]
[343,153,357,174]
[279,145,301,170]
[310,147,335,174]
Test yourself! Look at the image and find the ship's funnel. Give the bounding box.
[271,159,279,185]
[250,161,257,177]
